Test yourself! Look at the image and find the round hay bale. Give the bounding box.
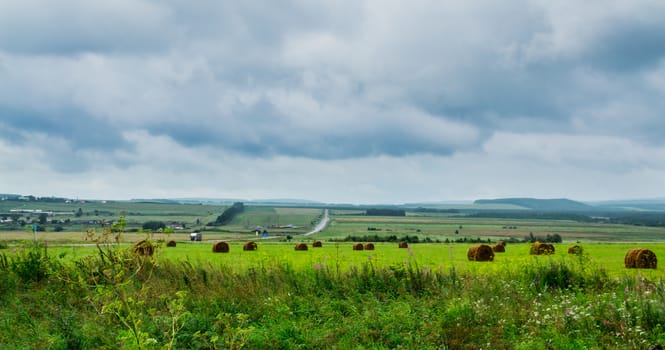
[492,244,505,253]
[398,241,409,248]
[364,243,375,251]
[567,245,583,255]
[166,240,177,247]
[243,241,258,251]
[312,240,323,247]
[212,241,230,253]
[625,248,657,269]
[496,240,506,247]
[530,241,555,255]
[353,243,364,251]
[295,243,308,251]
[131,239,154,256]
[467,244,494,262]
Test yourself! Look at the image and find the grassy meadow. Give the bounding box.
[2,204,665,348]
[42,240,665,279]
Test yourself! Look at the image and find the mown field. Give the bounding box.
[40,240,665,279]
[2,205,665,349]
[323,210,665,242]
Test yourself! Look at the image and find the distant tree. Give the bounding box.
[142,221,166,232]
[111,217,126,233]
[366,208,406,216]
[38,213,48,225]
[75,208,83,217]
[54,226,64,232]
[214,202,245,226]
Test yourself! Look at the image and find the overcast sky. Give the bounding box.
[1,0,665,204]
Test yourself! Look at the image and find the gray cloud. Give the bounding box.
[1,1,665,201]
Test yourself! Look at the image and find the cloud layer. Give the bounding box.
[1,0,664,202]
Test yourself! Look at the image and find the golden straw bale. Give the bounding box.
[530,241,555,255]
[312,240,323,247]
[467,244,494,262]
[567,245,583,255]
[364,243,375,250]
[398,241,409,248]
[131,239,154,256]
[243,241,258,251]
[212,241,230,253]
[492,244,505,253]
[625,248,657,269]
[295,243,308,251]
[166,240,177,247]
[353,243,364,251]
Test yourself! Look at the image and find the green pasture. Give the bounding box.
[42,241,665,278]
[323,213,665,242]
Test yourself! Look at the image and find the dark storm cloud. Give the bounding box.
[1,0,664,160]
[0,106,126,151]
[588,21,665,72]
[149,96,479,159]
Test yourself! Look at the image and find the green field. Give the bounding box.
[43,240,665,279]
[2,204,665,348]
[322,211,665,242]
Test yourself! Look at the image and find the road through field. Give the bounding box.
[304,209,329,236]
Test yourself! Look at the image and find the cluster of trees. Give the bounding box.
[526,232,562,243]
[211,202,244,226]
[607,213,665,227]
[365,208,406,216]
[142,221,166,231]
[469,210,665,228]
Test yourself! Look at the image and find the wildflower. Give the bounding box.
[313,263,322,270]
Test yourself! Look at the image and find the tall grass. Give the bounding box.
[0,240,664,349]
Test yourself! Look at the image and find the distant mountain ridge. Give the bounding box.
[473,198,594,211]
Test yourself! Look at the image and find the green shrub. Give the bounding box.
[10,241,50,283]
